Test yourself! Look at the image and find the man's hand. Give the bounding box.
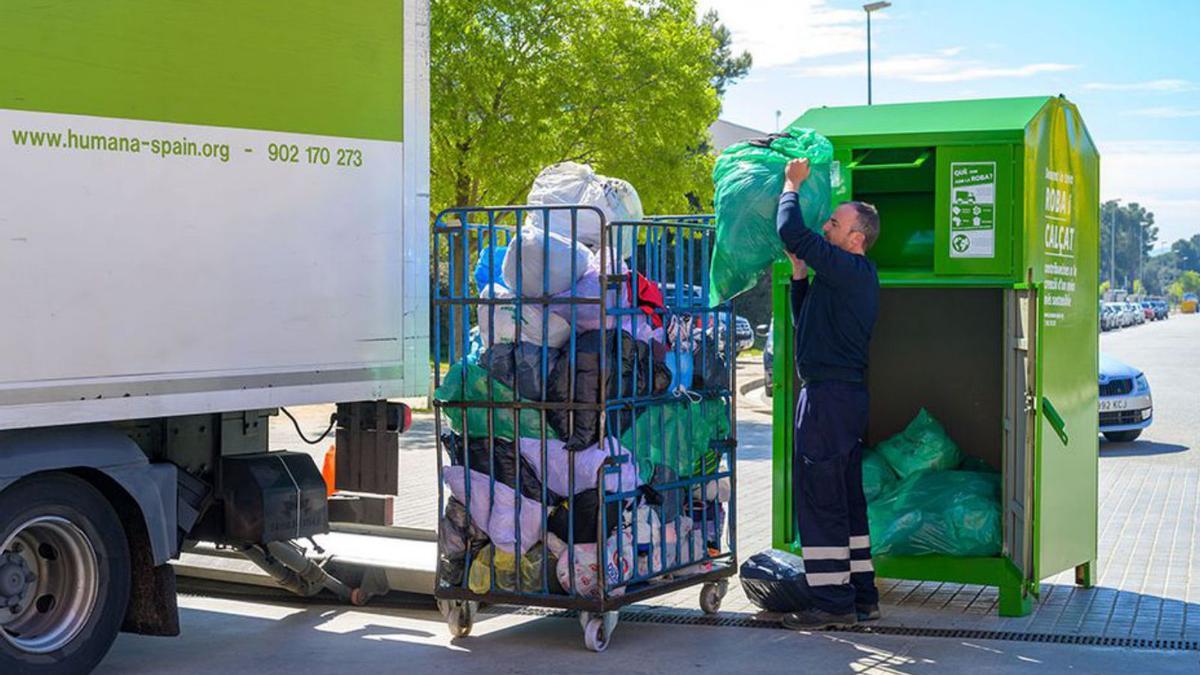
[787,253,808,280]
[784,158,810,192]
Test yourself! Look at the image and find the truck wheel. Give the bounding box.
[0,473,131,674]
[1103,429,1142,443]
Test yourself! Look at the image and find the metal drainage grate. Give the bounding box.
[483,606,1200,652]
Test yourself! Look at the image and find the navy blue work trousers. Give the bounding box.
[793,380,878,614]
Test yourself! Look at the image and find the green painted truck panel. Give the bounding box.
[0,0,403,141]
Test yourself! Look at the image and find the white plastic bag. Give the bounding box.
[555,530,634,599]
[631,507,698,577]
[518,436,641,497]
[501,226,591,296]
[443,466,544,555]
[477,283,571,348]
[524,162,643,263]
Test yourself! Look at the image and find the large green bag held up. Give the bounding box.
[867,471,1002,557]
[434,362,557,442]
[875,408,963,479]
[709,128,834,305]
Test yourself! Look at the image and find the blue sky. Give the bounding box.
[700,0,1200,249]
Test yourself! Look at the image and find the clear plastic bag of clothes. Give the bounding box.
[875,408,963,479]
[467,544,553,594]
[867,470,1002,557]
[709,128,834,304]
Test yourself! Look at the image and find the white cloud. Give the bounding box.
[698,0,867,68]
[1084,79,1195,92]
[793,51,1077,83]
[1125,106,1200,119]
[1101,141,1200,244]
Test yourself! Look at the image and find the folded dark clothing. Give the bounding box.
[547,489,621,545]
[480,342,562,402]
[442,433,560,505]
[547,330,671,450]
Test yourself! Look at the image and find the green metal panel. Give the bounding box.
[935,144,1015,276]
[772,96,1098,615]
[0,0,405,141]
[852,146,938,271]
[771,260,796,550]
[793,97,1051,147]
[1025,99,1100,580]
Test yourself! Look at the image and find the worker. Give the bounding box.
[775,157,882,630]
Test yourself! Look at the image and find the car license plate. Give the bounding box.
[1099,399,1128,411]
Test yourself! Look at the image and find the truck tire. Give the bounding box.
[0,473,131,674]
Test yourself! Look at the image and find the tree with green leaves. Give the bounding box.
[1170,234,1200,273]
[430,0,751,216]
[1167,270,1200,302]
[1099,200,1157,291]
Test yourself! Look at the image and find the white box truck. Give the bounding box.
[0,2,430,671]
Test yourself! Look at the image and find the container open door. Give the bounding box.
[1025,96,1100,585]
[1003,289,1035,591]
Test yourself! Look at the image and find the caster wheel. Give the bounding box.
[700,580,728,615]
[446,600,477,637]
[582,612,619,652]
[436,599,452,618]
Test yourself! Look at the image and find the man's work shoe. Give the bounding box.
[856,604,881,622]
[780,608,857,631]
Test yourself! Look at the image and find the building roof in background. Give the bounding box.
[708,119,766,152]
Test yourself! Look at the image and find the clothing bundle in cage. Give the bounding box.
[434,165,735,600]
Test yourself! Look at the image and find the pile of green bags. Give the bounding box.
[863,409,1001,557]
[861,448,897,502]
[709,128,834,305]
[868,471,1002,557]
[874,408,963,479]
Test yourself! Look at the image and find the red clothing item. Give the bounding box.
[627,272,665,328]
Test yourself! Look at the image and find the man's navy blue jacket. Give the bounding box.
[776,192,879,384]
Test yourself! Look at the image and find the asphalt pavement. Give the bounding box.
[100,314,1200,673]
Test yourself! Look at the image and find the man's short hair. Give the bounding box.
[848,201,880,251]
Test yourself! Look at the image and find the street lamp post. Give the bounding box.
[863,2,891,105]
[1108,199,1120,292]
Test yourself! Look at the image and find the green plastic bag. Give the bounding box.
[619,398,730,482]
[862,448,898,502]
[867,471,1002,557]
[875,408,963,479]
[709,128,834,305]
[434,362,556,442]
[467,544,550,594]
